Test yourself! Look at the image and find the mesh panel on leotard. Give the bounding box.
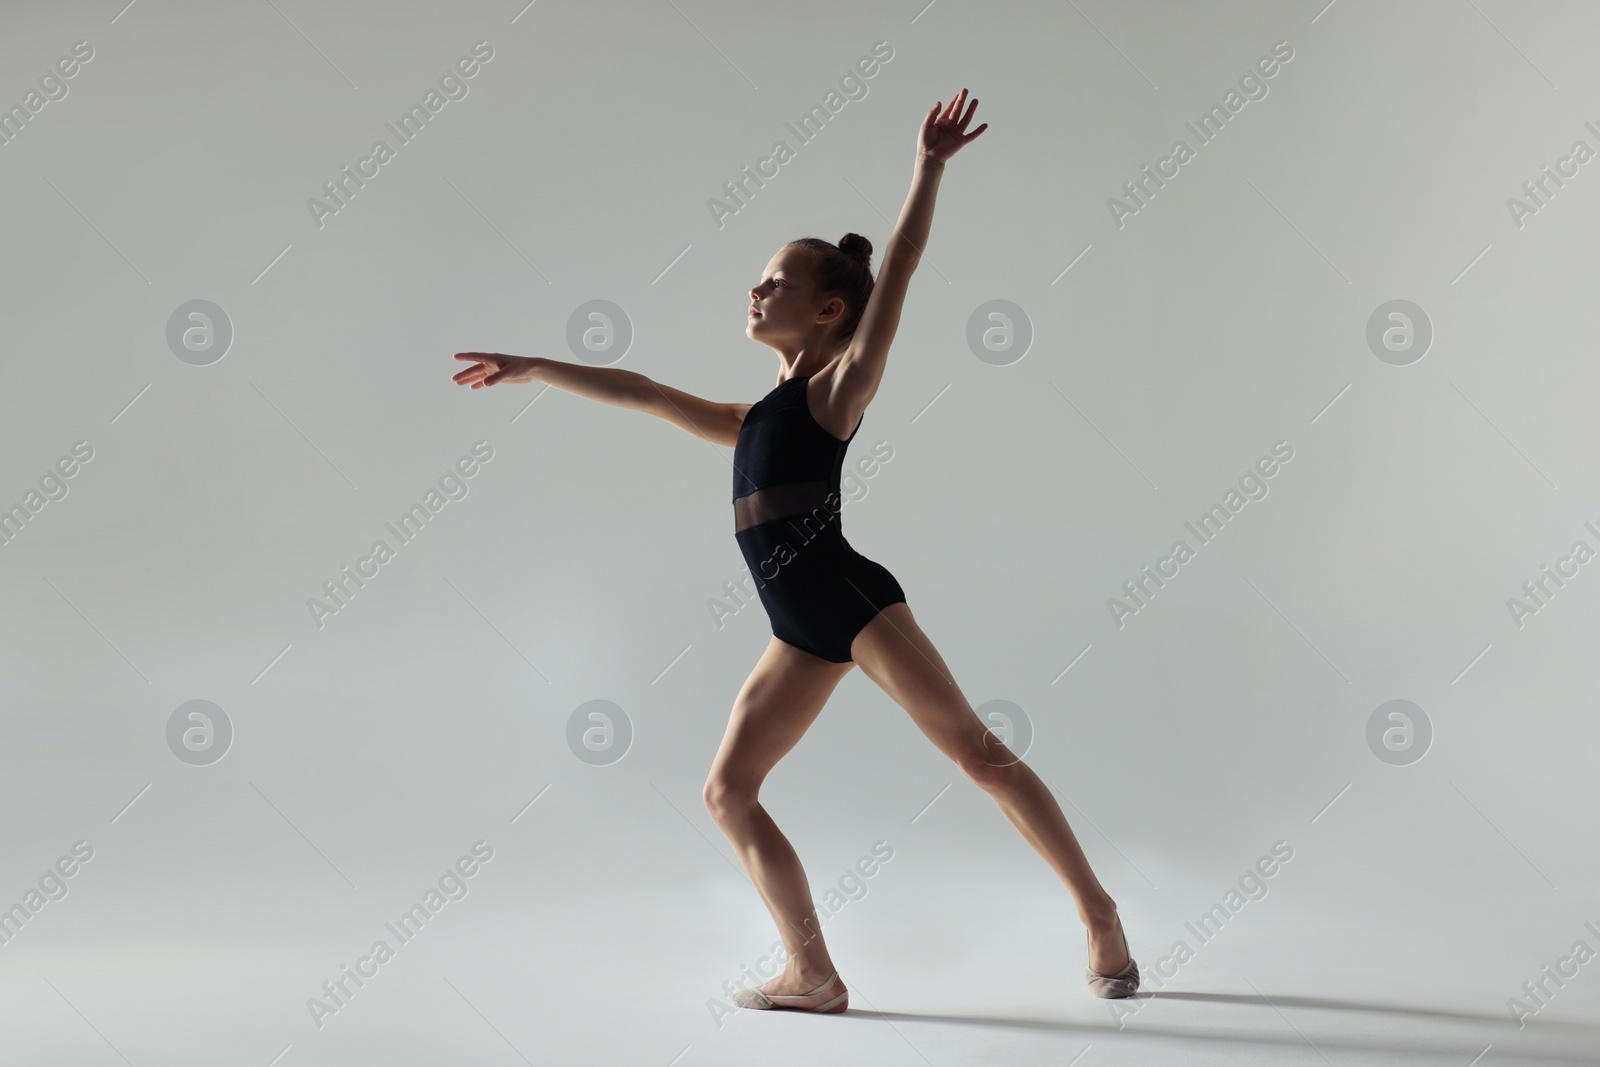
[733,480,837,533]
[730,373,904,663]
[731,375,856,533]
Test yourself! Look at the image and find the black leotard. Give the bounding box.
[731,374,906,662]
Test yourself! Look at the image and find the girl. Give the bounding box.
[451,88,1138,1010]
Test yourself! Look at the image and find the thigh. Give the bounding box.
[849,603,1009,768]
[706,636,856,793]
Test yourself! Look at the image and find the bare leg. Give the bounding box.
[704,636,857,995]
[850,603,1130,974]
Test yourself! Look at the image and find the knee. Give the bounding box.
[956,747,1024,791]
[702,775,760,826]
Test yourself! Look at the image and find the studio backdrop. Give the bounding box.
[2,1,1597,1064]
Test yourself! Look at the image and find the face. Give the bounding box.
[747,246,842,346]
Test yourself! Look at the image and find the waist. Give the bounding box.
[733,480,840,534]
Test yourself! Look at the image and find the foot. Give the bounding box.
[750,965,841,999]
[1083,906,1139,999]
[733,966,848,1012]
[1085,908,1130,975]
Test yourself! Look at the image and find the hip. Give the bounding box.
[735,519,869,585]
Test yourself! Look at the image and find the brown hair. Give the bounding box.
[785,233,875,349]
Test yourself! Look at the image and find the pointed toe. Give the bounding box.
[732,986,775,1008]
[1086,922,1140,998]
[1085,956,1140,999]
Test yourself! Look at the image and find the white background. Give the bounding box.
[2,1,1597,1063]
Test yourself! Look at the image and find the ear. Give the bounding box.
[815,296,846,325]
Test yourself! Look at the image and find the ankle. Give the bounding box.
[785,959,837,985]
[1080,898,1120,928]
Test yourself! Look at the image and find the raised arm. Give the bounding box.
[834,88,988,412]
[452,353,749,447]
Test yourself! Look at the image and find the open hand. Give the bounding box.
[452,352,535,388]
[918,87,988,164]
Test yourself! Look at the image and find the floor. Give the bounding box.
[15,873,1598,1066]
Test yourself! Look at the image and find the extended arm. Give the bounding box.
[451,353,748,447]
[834,89,987,412]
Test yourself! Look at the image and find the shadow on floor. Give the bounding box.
[838,990,1600,1065]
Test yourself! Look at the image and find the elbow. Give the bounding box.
[883,247,921,275]
[622,371,652,409]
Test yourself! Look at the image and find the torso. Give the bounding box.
[796,365,862,443]
[725,364,906,664]
[730,369,863,513]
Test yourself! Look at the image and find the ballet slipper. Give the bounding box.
[1085,924,1140,999]
[732,969,849,1013]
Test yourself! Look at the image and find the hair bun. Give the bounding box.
[838,233,873,263]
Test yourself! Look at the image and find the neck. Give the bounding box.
[774,339,842,382]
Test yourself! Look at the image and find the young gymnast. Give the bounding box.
[451,88,1138,1010]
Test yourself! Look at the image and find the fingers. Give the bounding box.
[452,355,496,385]
[942,88,963,122]
[932,89,980,137]
[948,87,970,123]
